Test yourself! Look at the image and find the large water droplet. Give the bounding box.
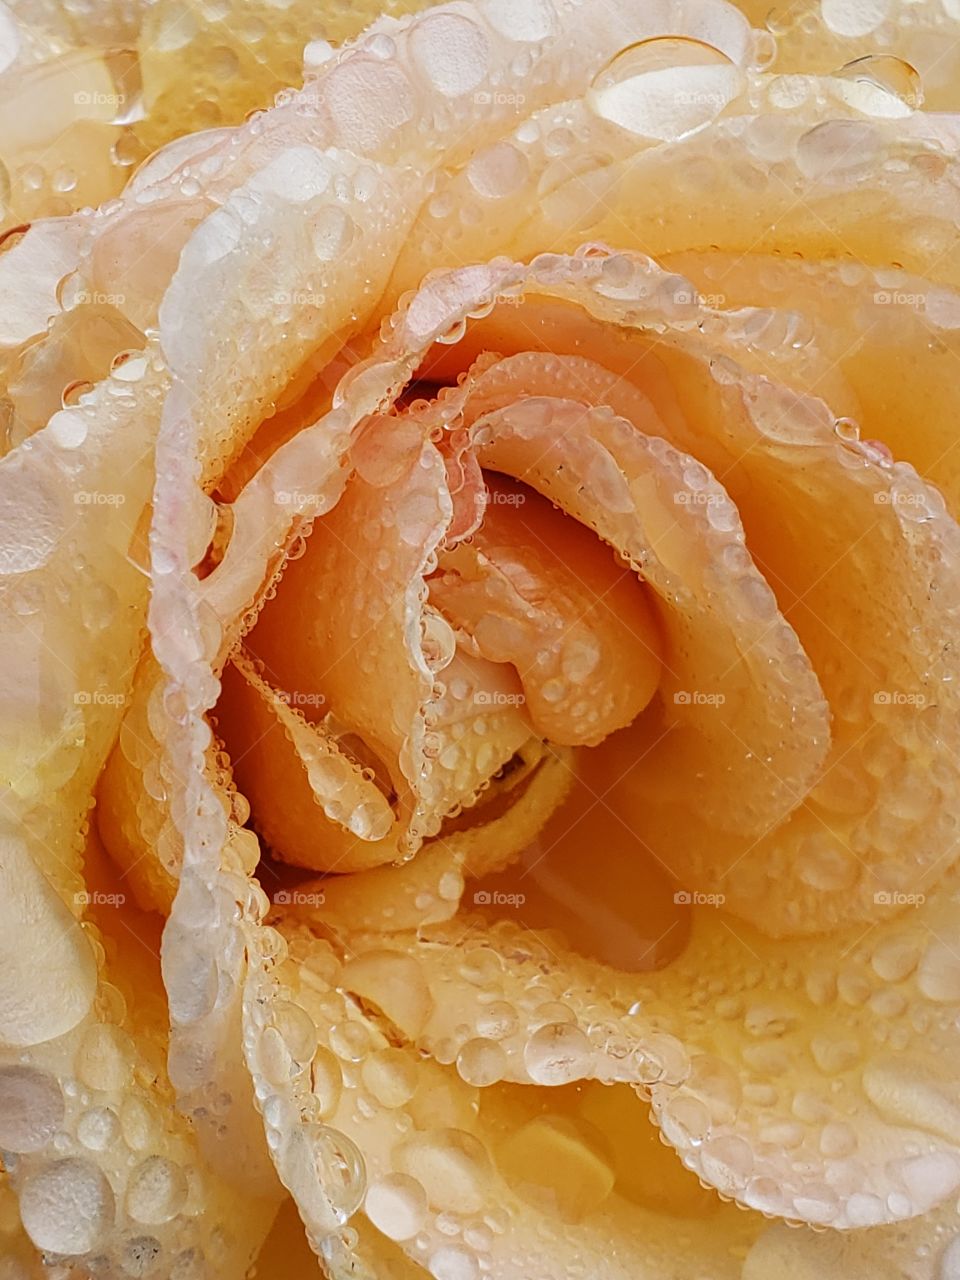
[832,55,922,118]
[587,38,743,142]
[364,1173,427,1241]
[20,1158,115,1253]
[524,1022,594,1085]
[126,1156,188,1225]
[0,1067,63,1152]
[277,1124,366,1227]
[0,3,19,77]
[397,1129,491,1215]
[821,0,891,37]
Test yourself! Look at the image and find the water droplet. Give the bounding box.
[832,55,922,117]
[397,1129,491,1215]
[61,381,95,411]
[457,1038,508,1086]
[126,1156,188,1225]
[524,1022,593,1085]
[20,1158,115,1253]
[918,940,960,1003]
[863,1058,960,1143]
[364,1173,427,1241]
[428,1244,479,1280]
[78,1105,120,1150]
[587,38,743,142]
[277,1125,366,1226]
[310,1046,344,1117]
[821,0,891,38]
[361,1048,417,1109]
[0,1067,64,1152]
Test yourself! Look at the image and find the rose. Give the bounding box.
[3,1,960,1277]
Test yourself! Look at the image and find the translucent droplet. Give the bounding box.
[0,1067,64,1152]
[364,1173,427,1241]
[821,0,891,38]
[457,1038,508,1087]
[126,1157,188,1225]
[397,1129,491,1215]
[277,1125,366,1227]
[61,380,95,410]
[587,38,743,142]
[20,1158,115,1254]
[0,2,20,77]
[361,1048,417,1109]
[524,1022,593,1085]
[832,55,922,117]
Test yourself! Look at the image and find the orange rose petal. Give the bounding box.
[663,248,960,512]
[249,924,760,1279]
[215,651,399,873]
[431,476,663,746]
[433,260,960,938]
[472,391,830,853]
[333,873,960,1232]
[743,1191,960,1278]
[244,420,534,857]
[284,743,573,934]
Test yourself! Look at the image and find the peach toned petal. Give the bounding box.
[431,476,663,746]
[663,248,960,512]
[432,252,960,937]
[246,920,761,1279]
[216,650,399,873]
